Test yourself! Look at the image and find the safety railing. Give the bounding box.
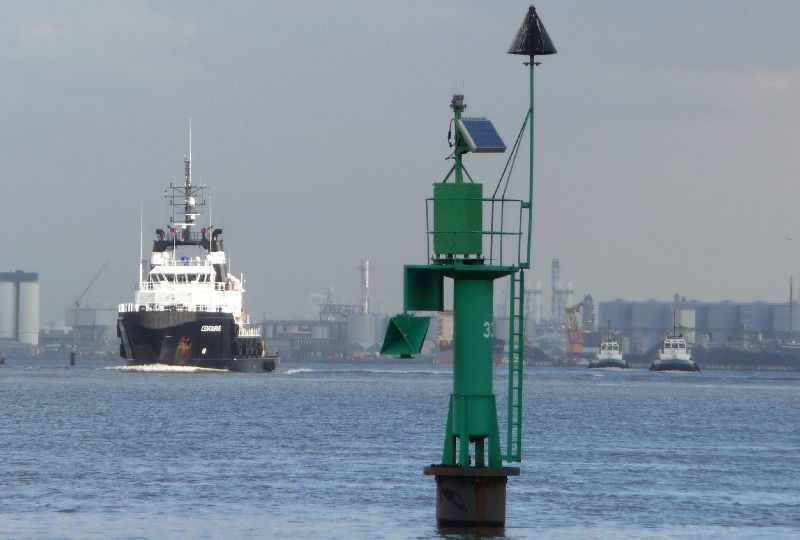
[424,196,528,269]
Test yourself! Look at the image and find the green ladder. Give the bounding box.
[504,269,525,462]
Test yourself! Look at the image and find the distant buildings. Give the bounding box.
[0,271,39,355]
[600,299,800,354]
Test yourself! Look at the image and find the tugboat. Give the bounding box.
[588,324,628,369]
[650,313,699,372]
[117,140,278,372]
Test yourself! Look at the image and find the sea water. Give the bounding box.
[1,359,798,539]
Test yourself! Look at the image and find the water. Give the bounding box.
[1,359,799,539]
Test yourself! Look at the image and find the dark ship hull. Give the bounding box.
[587,358,629,369]
[649,359,700,372]
[118,311,277,373]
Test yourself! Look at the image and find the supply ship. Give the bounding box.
[117,143,278,372]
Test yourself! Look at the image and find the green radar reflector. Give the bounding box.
[457,118,506,153]
[381,315,431,357]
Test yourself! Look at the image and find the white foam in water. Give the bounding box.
[110,364,227,373]
[280,368,314,375]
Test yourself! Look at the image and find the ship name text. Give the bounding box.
[201,325,222,332]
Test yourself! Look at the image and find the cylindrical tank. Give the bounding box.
[494,317,510,344]
[708,303,739,332]
[531,281,542,324]
[524,318,536,344]
[621,335,631,355]
[0,281,17,339]
[632,302,669,331]
[311,324,329,340]
[347,315,377,348]
[374,316,389,345]
[17,281,39,345]
[773,304,794,334]
[286,324,299,334]
[740,303,772,333]
[263,323,275,339]
[599,301,632,330]
[565,280,574,310]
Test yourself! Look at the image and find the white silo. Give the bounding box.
[564,281,574,312]
[0,281,16,339]
[374,315,389,345]
[530,280,542,324]
[18,281,39,346]
[263,323,275,339]
[347,314,377,349]
[312,323,329,340]
[494,316,510,343]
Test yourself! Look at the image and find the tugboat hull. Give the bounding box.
[118,311,277,373]
[588,359,629,369]
[649,359,700,372]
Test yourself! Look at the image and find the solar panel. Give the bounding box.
[457,118,506,153]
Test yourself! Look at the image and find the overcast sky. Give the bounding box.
[3,1,800,325]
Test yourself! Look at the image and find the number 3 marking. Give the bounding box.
[483,321,493,338]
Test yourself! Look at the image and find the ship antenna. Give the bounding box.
[139,199,143,287]
[183,120,193,228]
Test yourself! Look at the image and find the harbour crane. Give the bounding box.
[70,261,110,363]
[565,302,584,363]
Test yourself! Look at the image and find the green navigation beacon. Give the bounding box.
[380,5,556,531]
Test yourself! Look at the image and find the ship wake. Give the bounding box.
[110,364,227,373]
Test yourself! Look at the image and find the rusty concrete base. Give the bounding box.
[423,465,520,530]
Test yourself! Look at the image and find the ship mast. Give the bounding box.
[185,122,193,225]
[165,122,207,245]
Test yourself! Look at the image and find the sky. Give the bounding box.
[2,1,800,326]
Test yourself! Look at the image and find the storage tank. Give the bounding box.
[631,301,669,332]
[530,281,542,324]
[263,323,275,339]
[740,303,772,334]
[564,281,574,313]
[494,317,510,343]
[598,301,632,330]
[347,314,377,349]
[0,281,17,339]
[311,323,329,340]
[676,308,696,342]
[17,281,39,346]
[374,316,389,345]
[772,304,800,334]
[708,303,739,333]
[621,335,631,355]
